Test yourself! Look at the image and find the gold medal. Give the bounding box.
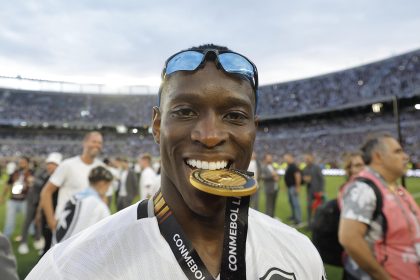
[189,169,257,197]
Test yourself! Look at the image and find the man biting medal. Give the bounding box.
[27,44,326,280]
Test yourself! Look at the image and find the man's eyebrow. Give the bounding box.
[168,92,253,109]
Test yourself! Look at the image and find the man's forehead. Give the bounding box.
[85,132,102,141]
[161,67,254,107]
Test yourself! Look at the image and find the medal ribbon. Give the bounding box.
[153,191,250,280]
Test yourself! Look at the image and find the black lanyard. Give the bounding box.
[153,191,250,280]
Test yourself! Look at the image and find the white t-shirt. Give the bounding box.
[139,167,156,200]
[247,159,258,180]
[49,156,103,219]
[27,201,326,280]
[55,187,110,243]
[105,166,120,197]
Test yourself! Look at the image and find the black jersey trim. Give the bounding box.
[137,199,149,220]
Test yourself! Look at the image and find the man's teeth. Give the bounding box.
[186,159,228,170]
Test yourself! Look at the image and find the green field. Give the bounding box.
[1,174,419,279]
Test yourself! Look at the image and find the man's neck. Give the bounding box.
[80,154,94,164]
[369,165,398,186]
[160,176,225,277]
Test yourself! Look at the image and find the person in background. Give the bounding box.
[260,153,279,217]
[103,157,120,208]
[138,153,156,200]
[55,166,113,243]
[342,152,365,180]
[1,156,34,240]
[0,232,19,280]
[302,153,325,228]
[339,134,420,280]
[19,153,62,255]
[116,157,138,211]
[40,131,104,233]
[284,153,302,226]
[248,152,260,210]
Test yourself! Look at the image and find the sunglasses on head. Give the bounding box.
[159,49,259,109]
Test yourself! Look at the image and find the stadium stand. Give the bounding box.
[0,49,419,167]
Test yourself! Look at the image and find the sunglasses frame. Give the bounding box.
[159,48,259,110]
[162,49,258,91]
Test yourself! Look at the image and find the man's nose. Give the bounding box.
[191,113,228,148]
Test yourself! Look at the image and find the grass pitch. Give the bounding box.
[1,173,419,279]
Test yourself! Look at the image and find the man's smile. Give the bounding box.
[185,159,232,170]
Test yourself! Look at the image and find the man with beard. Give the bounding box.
[39,131,104,233]
[28,45,325,279]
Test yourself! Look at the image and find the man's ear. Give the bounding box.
[152,106,161,144]
[372,149,382,164]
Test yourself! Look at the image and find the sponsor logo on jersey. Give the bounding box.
[260,267,296,280]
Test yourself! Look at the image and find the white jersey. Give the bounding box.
[49,156,103,219]
[28,200,325,280]
[139,167,156,200]
[55,187,110,243]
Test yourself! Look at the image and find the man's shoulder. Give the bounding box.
[59,156,80,166]
[343,180,377,200]
[249,209,315,249]
[51,202,153,256]
[28,201,163,279]
[248,210,324,278]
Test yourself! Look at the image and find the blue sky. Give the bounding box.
[0,0,419,92]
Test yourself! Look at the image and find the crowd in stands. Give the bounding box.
[257,49,420,117]
[1,108,419,167]
[1,50,419,127]
[1,49,420,166]
[0,90,157,127]
[0,130,158,160]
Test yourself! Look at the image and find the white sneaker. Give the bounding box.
[33,238,45,250]
[18,243,29,255]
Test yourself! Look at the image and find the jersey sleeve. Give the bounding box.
[26,247,62,280]
[340,181,377,225]
[302,235,328,279]
[49,161,68,188]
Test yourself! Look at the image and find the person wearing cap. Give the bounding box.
[54,166,113,243]
[17,153,62,255]
[27,44,325,279]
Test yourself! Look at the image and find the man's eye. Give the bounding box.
[172,108,196,117]
[225,112,247,121]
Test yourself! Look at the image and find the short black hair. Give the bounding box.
[187,44,230,52]
[84,131,102,142]
[88,166,113,184]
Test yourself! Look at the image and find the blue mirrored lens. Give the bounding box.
[166,51,204,75]
[218,53,254,79]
